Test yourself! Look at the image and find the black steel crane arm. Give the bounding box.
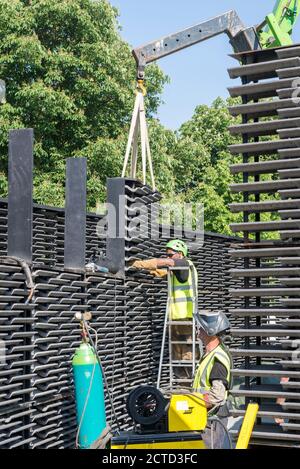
[133,10,260,79]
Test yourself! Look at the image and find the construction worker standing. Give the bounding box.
[193,310,233,449]
[131,240,198,374]
[131,239,197,313]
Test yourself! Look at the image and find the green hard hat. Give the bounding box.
[166,239,188,257]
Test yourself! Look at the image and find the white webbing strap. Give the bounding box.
[122,91,156,190]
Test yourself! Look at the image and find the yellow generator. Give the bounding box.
[111,386,207,450]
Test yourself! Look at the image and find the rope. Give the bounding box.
[122,85,156,190]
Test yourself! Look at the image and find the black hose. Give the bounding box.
[0,256,35,289]
[0,256,35,305]
[83,319,121,433]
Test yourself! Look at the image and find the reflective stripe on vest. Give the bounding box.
[173,285,191,292]
[170,260,198,320]
[192,344,231,399]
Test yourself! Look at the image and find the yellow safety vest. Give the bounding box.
[169,259,198,320]
[192,344,232,399]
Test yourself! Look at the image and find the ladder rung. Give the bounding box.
[170,341,194,345]
[162,363,194,367]
[172,363,195,367]
[172,378,193,383]
[157,292,197,390]
[167,321,193,326]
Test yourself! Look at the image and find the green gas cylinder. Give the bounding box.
[72,342,106,449]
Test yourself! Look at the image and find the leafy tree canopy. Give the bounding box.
[173,98,242,235]
[0,0,167,206]
[0,1,276,237]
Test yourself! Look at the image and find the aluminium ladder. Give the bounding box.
[157,267,200,392]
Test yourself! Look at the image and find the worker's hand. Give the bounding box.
[131,259,158,270]
[203,394,213,409]
[149,269,168,278]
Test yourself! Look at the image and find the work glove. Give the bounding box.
[131,259,158,270]
[149,269,168,278]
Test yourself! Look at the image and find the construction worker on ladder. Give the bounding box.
[132,239,198,374]
[193,310,233,449]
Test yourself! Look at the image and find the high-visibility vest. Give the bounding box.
[192,344,232,399]
[169,259,198,320]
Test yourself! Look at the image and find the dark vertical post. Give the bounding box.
[106,178,126,275]
[64,158,87,270]
[7,129,33,262]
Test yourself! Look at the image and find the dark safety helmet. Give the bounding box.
[194,310,230,337]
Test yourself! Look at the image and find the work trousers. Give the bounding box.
[171,324,199,379]
[171,325,193,361]
[202,417,229,449]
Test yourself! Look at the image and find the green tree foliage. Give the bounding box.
[0,1,279,237]
[172,98,243,235]
[172,97,281,237]
[0,0,167,207]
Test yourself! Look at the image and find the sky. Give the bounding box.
[110,0,300,130]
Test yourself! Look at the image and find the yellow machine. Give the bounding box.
[168,393,207,432]
[111,435,206,450]
[111,387,208,450]
[110,386,259,450]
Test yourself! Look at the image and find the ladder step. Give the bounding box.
[167,321,193,326]
[171,360,194,368]
[162,363,194,368]
[170,341,194,345]
[173,378,193,383]
[171,360,195,365]
[158,278,197,391]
